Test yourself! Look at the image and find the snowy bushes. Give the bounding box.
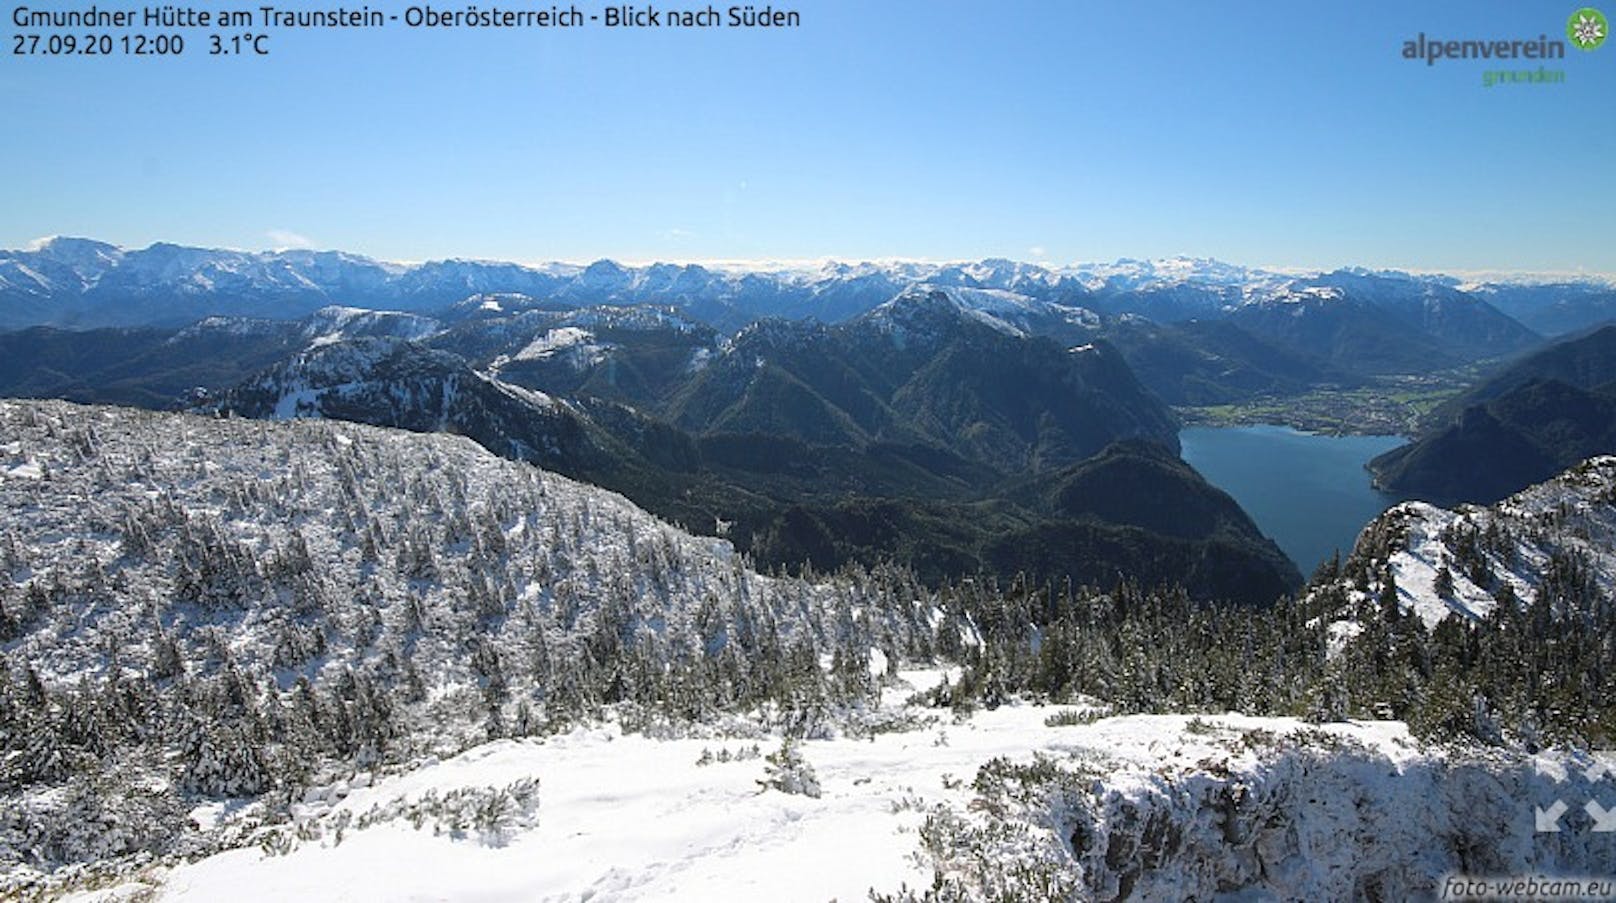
[1043,707,1106,727]
[258,776,542,855]
[0,771,189,874]
[758,738,821,798]
[695,743,761,766]
[882,725,1616,902]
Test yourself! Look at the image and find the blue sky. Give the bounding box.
[4,0,1613,270]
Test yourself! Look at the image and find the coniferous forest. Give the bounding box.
[2,401,1613,892]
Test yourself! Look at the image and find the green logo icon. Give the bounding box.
[1569,7,1608,50]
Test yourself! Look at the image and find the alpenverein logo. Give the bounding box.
[1569,8,1608,50]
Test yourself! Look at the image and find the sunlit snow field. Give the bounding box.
[145,669,1429,902]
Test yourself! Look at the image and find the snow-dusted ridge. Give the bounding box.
[300,305,442,348]
[0,399,945,890]
[0,400,824,678]
[861,284,1101,345]
[1331,457,1616,628]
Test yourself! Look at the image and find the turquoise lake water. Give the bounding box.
[1179,424,1407,575]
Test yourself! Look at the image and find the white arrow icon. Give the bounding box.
[1587,800,1616,833]
[1536,757,1569,782]
[1537,800,1569,832]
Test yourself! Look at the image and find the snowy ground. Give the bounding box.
[38,667,1614,902]
[155,671,979,901]
[81,669,1502,903]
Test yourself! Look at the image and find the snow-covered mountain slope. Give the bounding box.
[1327,457,1616,627]
[5,236,1599,337]
[862,284,1099,342]
[0,238,124,296]
[435,304,716,400]
[1068,255,1293,294]
[0,400,916,689]
[0,400,946,885]
[148,692,1612,902]
[197,335,737,512]
[300,306,442,347]
[0,239,409,327]
[1302,270,1543,359]
[1471,281,1616,337]
[195,337,684,496]
[3,401,1612,896]
[168,307,443,352]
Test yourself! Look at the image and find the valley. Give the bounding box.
[6,241,1612,599]
[13,1,1616,896]
[2,240,1615,899]
[1176,371,1470,437]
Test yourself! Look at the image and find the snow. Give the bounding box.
[1265,285,1343,305]
[1385,508,1503,628]
[2,460,42,480]
[557,307,704,334]
[489,377,556,410]
[1066,256,1295,295]
[685,347,713,373]
[866,646,888,679]
[1062,307,1102,329]
[0,397,915,732]
[512,327,599,362]
[1326,619,1363,657]
[168,316,287,342]
[864,286,1044,340]
[1363,459,1616,627]
[1,435,43,479]
[146,700,1115,899]
[271,386,323,420]
[8,237,1613,337]
[301,306,443,347]
[149,689,1596,902]
[2,401,1612,898]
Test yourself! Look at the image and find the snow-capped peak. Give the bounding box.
[865,285,1048,339]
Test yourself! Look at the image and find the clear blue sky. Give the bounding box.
[4,0,1613,271]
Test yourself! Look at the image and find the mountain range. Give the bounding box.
[8,237,1616,598]
[9,226,1616,901]
[190,292,1299,602]
[6,237,1613,345]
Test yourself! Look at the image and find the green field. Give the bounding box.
[1176,374,1471,436]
